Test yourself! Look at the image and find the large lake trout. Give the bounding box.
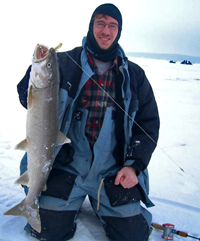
[4,44,70,233]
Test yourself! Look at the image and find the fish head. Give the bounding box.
[30,44,59,89]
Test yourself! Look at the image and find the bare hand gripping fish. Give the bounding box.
[4,44,70,233]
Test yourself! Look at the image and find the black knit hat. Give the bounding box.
[91,3,122,29]
[85,3,123,62]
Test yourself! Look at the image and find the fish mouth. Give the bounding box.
[34,44,50,63]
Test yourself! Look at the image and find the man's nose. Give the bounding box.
[102,24,110,34]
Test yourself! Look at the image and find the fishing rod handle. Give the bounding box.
[174,230,188,237]
[152,223,200,240]
[152,223,188,237]
[151,223,164,230]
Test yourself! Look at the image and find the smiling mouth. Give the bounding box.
[99,36,110,42]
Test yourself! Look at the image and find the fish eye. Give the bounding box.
[47,62,52,68]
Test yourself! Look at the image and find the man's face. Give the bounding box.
[93,15,119,50]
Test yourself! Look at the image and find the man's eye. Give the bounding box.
[97,22,105,26]
[109,24,118,30]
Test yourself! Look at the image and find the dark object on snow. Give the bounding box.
[181,60,192,65]
[169,60,176,64]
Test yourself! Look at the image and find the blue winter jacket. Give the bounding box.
[17,38,160,207]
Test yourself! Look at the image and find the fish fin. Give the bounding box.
[15,139,28,151]
[4,199,41,233]
[43,184,47,191]
[28,85,33,109]
[15,170,29,186]
[56,130,71,146]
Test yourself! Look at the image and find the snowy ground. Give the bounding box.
[0,56,200,240]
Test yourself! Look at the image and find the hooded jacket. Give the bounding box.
[17,38,160,207]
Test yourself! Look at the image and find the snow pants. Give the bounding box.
[21,165,152,241]
[21,107,153,240]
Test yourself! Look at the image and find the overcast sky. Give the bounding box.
[1,0,200,72]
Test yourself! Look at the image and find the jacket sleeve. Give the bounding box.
[17,65,32,109]
[126,64,160,173]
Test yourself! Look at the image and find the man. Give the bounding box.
[17,3,160,241]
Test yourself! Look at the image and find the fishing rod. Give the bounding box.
[64,49,185,172]
[58,45,199,241]
[152,222,200,240]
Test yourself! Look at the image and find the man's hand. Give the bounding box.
[114,166,138,189]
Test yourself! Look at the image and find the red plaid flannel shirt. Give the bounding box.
[79,54,118,146]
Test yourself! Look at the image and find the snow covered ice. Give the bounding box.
[0,56,200,240]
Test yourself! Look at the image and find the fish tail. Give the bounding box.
[4,199,41,233]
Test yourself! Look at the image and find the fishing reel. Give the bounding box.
[162,223,174,240]
[152,222,200,240]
